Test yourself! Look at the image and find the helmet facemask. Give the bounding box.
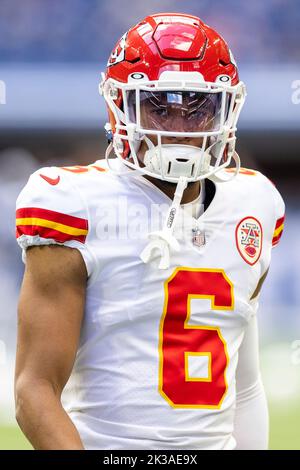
[102,71,246,183]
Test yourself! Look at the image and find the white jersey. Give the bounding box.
[16,160,285,450]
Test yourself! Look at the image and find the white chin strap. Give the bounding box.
[140,176,188,269]
[105,136,240,270]
[143,140,211,180]
[139,150,240,270]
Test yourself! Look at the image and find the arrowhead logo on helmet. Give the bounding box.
[107,32,128,68]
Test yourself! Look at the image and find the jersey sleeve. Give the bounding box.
[16,166,95,277]
[270,184,285,248]
[233,316,268,449]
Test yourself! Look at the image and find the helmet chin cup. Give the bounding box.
[143,144,211,180]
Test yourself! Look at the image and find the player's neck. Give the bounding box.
[144,175,201,204]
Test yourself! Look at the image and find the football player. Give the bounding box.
[15,13,285,449]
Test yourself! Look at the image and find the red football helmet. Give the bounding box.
[100,12,246,183]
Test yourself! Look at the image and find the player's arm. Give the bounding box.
[15,245,87,450]
[233,174,285,449]
[233,314,269,450]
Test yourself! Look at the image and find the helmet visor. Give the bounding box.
[127,90,228,133]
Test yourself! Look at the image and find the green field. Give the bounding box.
[0,425,32,450]
[269,402,300,450]
[0,402,299,450]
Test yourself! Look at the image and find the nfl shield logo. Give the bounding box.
[192,228,206,247]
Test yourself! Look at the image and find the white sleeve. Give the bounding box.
[15,166,95,277]
[233,315,269,450]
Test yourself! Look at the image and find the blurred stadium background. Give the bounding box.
[0,0,299,450]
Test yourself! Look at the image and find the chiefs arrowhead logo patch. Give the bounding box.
[107,32,127,67]
[236,217,263,265]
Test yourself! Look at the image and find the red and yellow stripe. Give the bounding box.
[60,164,107,173]
[272,215,284,247]
[16,207,88,244]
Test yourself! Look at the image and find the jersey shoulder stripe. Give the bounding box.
[272,215,285,246]
[16,207,88,244]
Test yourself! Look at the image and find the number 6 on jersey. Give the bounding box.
[159,268,234,408]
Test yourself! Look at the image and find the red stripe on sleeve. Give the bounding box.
[275,215,285,229]
[272,233,283,246]
[16,207,88,231]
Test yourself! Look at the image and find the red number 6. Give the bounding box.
[159,268,234,408]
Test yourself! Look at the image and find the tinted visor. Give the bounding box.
[128,90,227,132]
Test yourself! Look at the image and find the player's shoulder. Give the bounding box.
[17,159,114,206]
[15,160,107,239]
[16,164,90,248]
[57,159,111,182]
[225,166,273,187]
[16,158,130,244]
[17,163,83,211]
[224,167,284,206]
[15,158,132,259]
[223,167,285,246]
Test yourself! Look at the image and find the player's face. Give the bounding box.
[139,90,221,134]
[128,89,226,164]
[129,90,223,148]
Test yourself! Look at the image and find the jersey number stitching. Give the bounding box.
[159,267,234,409]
